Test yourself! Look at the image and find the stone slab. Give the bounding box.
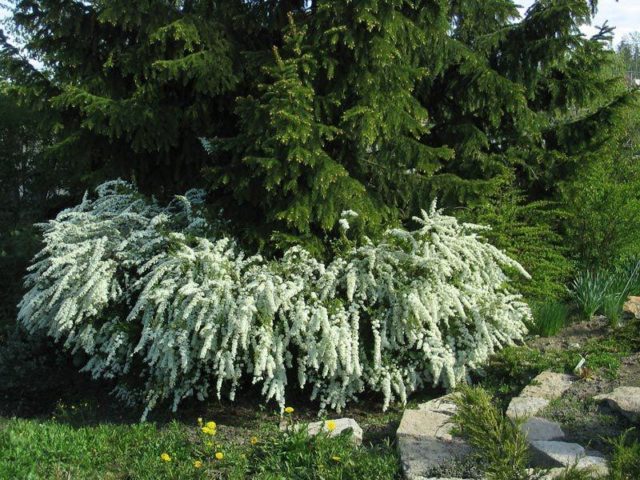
[529,440,586,468]
[623,296,640,319]
[520,372,576,401]
[507,396,550,420]
[397,394,472,479]
[534,468,566,480]
[417,393,459,416]
[594,386,640,423]
[577,455,609,476]
[397,434,472,480]
[520,417,565,442]
[398,409,457,440]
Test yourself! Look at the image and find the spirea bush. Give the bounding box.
[18,181,531,419]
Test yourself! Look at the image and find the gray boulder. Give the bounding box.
[519,417,565,441]
[506,397,550,420]
[307,418,363,445]
[594,386,640,423]
[520,372,575,401]
[397,396,472,480]
[529,440,585,468]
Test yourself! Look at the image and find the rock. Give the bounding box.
[594,386,640,423]
[397,396,472,479]
[397,433,472,480]
[519,417,565,441]
[417,393,459,416]
[529,441,585,468]
[577,455,609,476]
[307,418,363,445]
[398,409,458,440]
[506,397,550,420]
[623,296,640,319]
[520,372,576,401]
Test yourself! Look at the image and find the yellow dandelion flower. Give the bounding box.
[250,436,258,445]
[197,417,203,426]
[284,406,294,414]
[193,460,203,469]
[215,452,224,460]
[325,420,336,432]
[201,426,216,436]
[331,455,341,462]
[160,453,172,462]
[205,421,217,430]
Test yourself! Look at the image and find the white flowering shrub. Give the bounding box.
[18,181,531,419]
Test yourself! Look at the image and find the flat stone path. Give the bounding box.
[396,371,616,479]
[506,371,609,475]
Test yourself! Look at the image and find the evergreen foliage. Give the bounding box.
[0,87,64,326]
[452,386,530,480]
[2,1,634,255]
[460,180,571,300]
[562,102,640,268]
[1,0,241,194]
[205,15,380,254]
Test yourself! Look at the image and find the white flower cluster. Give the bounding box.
[18,181,531,419]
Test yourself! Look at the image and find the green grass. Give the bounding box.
[0,418,212,480]
[529,301,569,337]
[0,413,400,480]
[245,426,399,479]
[603,293,624,328]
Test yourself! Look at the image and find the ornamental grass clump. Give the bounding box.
[18,181,532,419]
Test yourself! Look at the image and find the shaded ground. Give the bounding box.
[0,362,420,450]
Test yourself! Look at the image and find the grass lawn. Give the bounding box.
[0,390,404,480]
[0,412,401,479]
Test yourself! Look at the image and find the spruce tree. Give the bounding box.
[2,0,635,264]
[1,0,242,195]
[206,15,378,253]
[203,0,633,255]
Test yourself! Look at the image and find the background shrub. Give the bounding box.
[459,181,572,303]
[562,143,640,269]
